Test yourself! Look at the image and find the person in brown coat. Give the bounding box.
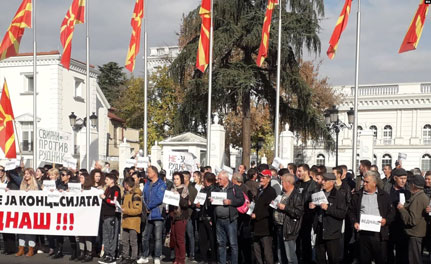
[119,177,143,264]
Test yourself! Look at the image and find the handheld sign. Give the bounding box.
[359,214,382,232]
[163,190,180,206]
[247,201,255,215]
[5,160,17,171]
[43,180,57,191]
[211,192,227,205]
[194,192,207,205]
[270,195,282,209]
[399,193,406,205]
[63,158,77,170]
[125,159,136,168]
[311,191,329,206]
[272,157,282,169]
[137,157,149,169]
[68,183,81,193]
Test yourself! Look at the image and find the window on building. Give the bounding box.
[382,154,392,169]
[20,121,34,152]
[74,78,83,98]
[383,125,392,144]
[357,126,363,131]
[295,154,304,164]
[25,75,34,93]
[423,125,431,144]
[370,125,377,139]
[316,154,325,166]
[422,154,431,172]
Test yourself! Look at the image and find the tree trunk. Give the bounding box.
[242,90,251,168]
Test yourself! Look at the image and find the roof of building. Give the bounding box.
[108,109,125,123]
[160,132,206,145]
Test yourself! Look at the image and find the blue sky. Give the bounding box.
[0,0,430,86]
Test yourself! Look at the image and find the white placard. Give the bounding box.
[165,152,198,180]
[270,195,282,209]
[194,192,207,205]
[5,160,17,171]
[398,153,407,161]
[125,159,137,168]
[63,158,77,170]
[163,190,180,206]
[311,191,329,205]
[68,183,81,193]
[211,192,227,205]
[43,180,57,191]
[359,214,382,232]
[47,191,61,203]
[136,157,149,169]
[399,193,406,205]
[37,128,73,164]
[246,201,255,215]
[272,157,282,169]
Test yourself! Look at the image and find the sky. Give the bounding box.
[1,0,431,86]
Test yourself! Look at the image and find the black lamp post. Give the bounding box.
[69,112,98,130]
[255,137,265,166]
[325,106,354,166]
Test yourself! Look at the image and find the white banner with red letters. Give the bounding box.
[0,190,102,236]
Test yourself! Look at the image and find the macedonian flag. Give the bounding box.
[327,0,352,59]
[0,0,32,61]
[60,0,85,70]
[125,0,144,72]
[399,1,429,53]
[256,0,279,67]
[196,0,211,72]
[0,80,16,159]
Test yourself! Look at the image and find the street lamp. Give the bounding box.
[255,137,265,166]
[69,112,98,131]
[325,106,354,166]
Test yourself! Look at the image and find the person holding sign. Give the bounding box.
[309,173,347,264]
[168,172,190,264]
[349,171,394,264]
[397,174,430,264]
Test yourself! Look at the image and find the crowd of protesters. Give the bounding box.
[1,159,431,264]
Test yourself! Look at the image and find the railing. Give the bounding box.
[351,85,399,96]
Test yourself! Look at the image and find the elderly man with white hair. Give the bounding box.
[214,171,245,264]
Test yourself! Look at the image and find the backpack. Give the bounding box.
[233,186,250,214]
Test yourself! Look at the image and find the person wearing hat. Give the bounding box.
[309,172,348,264]
[397,174,430,264]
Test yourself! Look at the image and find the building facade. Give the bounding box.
[297,82,431,172]
[147,46,179,75]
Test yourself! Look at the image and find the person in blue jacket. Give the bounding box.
[137,166,167,264]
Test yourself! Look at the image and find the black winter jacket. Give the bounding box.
[252,185,277,236]
[280,188,304,241]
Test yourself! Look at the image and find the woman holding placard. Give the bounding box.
[168,172,190,264]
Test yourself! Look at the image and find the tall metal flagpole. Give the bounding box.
[33,0,37,169]
[352,0,361,176]
[206,0,214,166]
[274,0,282,158]
[143,0,148,157]
[86,0,90,169]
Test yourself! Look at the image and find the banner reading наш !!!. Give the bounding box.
[0,190,101,236]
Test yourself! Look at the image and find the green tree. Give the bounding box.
[97,62,127,105]
[171,0,332,167]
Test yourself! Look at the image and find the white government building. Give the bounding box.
[296,82,431,172]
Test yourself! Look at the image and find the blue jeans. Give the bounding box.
[142,219,163,259]
[186,219,195,257]
[284,240,298,264]
[216,218,238,264]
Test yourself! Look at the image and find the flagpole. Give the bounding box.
[206,0,214,167]
[32,0,37,169]
[274,0,282,159]
[143,0,148,157]
[352,0,360,179]
[86,0,90,169]
[13,121,23,157]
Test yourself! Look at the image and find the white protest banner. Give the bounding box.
[4,160,17,171]
[125,159,137,168]
[0,190,102,236]
[247,201,255,215]
[194,192,207,205]
[166,152,198,180]
[163,190,180,206]
[68,183,81,193]
[43,180,56,191]
[272,157,282,169]
[399,193,406,205]
[38,128,73,164]
[137,157,149,169]
[211,192,227,205]
[311,191,329,206]
[270,195,282,209]
[47,191,61,203]
[359,214,382,232]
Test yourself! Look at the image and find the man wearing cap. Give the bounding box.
[397,174,430,264]
[309,173,347,264]
[385,168,411,264]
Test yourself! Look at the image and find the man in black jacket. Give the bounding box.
[251,169,277,264]
[350,171,394,264]
[309,173,347,264]
[274,173,303,264]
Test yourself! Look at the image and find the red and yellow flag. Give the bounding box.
[326,0,352,59]
[60,0,85,70]
[256,0,278,67]
[0,0,32,61]
[0,80,16,159]
[125,0,144,72]
[196,0,211,72]
[399,1,429,53]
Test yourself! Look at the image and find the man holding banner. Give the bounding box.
[350,171,394,264]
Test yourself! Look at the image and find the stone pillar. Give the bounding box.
[210,113,226,169]
[119,140,131,179]
[261,154,267,165]
[279,123,295,162]
[151,141,162,170]
[230,145,240,169]
[359,129,374,162]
